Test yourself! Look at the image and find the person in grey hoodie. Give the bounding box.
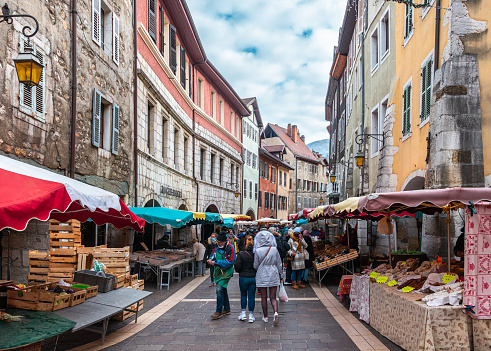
[253,230,283,326]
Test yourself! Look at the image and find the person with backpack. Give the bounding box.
[234,235,256,323]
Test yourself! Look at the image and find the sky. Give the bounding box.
[186,0,347,145]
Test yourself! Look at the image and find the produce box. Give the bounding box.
[114,274,126,290]
[7,284,71,311]
[49,219,81,248]
[28,250,49,285]
[390,251,427,268]
[73,270,115,293]
[72,283,99,299]
[93,246,130,275]
[48,247,78,283]
[38,282,87,307]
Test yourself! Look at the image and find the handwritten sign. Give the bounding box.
[401,286,415,293]
[369,272,381,279]
[376,276,389,283]
[387,280,398,287]
[401,262,406,265]
[442,274,456,284]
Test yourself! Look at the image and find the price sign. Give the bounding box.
[401,286,415,293]
[369,272,381,279]
[442,274,456,284]
[401,261,406,265]
[387,280,398,287]
[376,276,388,283]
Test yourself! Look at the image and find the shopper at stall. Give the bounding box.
[205,233,218,286]
[234,235,256,323]
[253,230,283,325]
[302,230,315,284]
[288,227,307,290]
[192,239,206,276]
[310,226,320,237]
[284,230,293,285]
[208,231,236,320]
[318,227,326,241]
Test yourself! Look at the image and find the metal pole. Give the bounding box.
[446,210,451,272]
[387,214,392,266]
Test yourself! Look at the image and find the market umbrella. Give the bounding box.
[0,155,145,232]
[128,207,194,228]
[221,214,252,221]
[256,218,280,224]
[288,213,299,221]
[297,208,315,219]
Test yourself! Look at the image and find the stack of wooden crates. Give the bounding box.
[48,220,81,283]
[28,250,50,285]
[93,246,130,289]
[112,274,145,321]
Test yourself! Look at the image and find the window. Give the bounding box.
[92,0,119,64]
[371,26,379,72]
[183,136,189,171]
[314,198,318,207]
[297,196,301,209]
[211,92,216,119]
[219,100,224,126]
[371,106,379,156]
[265,164,269,180]
[297,179,301,190]
[255,183,258,201]
[303,197,307,209]
[230,164,234,188]
[279,171,282,186]
[169,25,177,72]
[219,158,223,185]
[421,55,433,122]
[270,193,275,211]
[174,128,179,168]
[380,98,388,140]
[264,192,269,209]
[258,191,262,208]
[252,154,257,169]
[147,0,157,42]
[249,181,253,199]
[198,79,204,109]
[236,165,239,188]
[19,37,46,121]
[180,46,186,89]
[162,118,167,162]
[403,80,412,137]
[271,167,276,184]
[380,9,390,60]
[146,101,154,153]
[246,150,251,167]
[243,179,247,198]
[358,63,363,91]
[231,111,235,135]
[210,153,215,183]
[354,65,359,95]
[404,2,414,41]
[290,178,292,189]
[200,149,205,180]
[308,197,312,208]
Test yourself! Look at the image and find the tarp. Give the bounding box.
[295,218,308,225]
[0,155,145,232]
[221,218,234,228]
[129,208,223,228]
[221,214,252,221]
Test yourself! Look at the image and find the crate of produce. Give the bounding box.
[111,300,143,321]
[93,246,130,275]
[71,283,99,299]
[49,219,81,248]
[28,250,49,284]
[38,282,87,307]
[48,247,77,283]
[73,270,115,293]
[7,284,71,311]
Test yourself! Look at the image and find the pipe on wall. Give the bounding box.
[434,0,441,72]
[133,0,138,206]
[69,0,77,178]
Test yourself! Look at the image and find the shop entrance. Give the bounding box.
[202,204,219,242]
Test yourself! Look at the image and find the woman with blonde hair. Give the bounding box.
[288,227,308,289]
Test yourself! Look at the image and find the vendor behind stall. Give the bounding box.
[454,226,465,261]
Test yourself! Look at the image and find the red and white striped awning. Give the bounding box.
[0,155,145,232]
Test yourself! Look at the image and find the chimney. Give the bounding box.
[300,135,305,143]
[287,123,292,136]
[292,125,298,143]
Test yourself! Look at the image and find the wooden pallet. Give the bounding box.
[28,250,50,284]
[49,220,81,248]
[48,247,77,283]
[93,246,130,276]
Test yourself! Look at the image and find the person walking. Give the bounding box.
[302,230,315,284]
[208,231,236,320]
[192,239,206,276]
[205,233,218,286]
[234,235,256,323]
[288,227,307,290]
[254,230,283,326]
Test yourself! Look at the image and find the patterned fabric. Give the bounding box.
[370,283,472,351]
[464,204,491,320]
[472,319,491,349]
[337,275,353,303]
[349,274,370,324]
[288,238,307,271]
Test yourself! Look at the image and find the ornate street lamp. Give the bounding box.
[319,197,323,204]
[355,150,365,168]
[330,173,336,184]
[1,3,43,86]
[354,132,386,168]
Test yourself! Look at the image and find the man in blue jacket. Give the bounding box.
[208,231,236,319]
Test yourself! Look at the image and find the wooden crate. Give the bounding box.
[72,282,99,299]
[48,247,77,283]
[40,282,87,307]
[111,300,143,321]
[28,250,49,284]
[114,274,126,290]
[93,246,130,275]
[7,284,71,311]
[49,220,81,248]
[137,279,144,291]
[77,246,94,271]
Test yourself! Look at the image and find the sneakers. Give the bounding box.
[248,313,255,323]
[209,282,215,287]
[284,281,292,286]
[262,316,268,323]
[273,313,279,326]
[222,310,231,316]
[211,312,223,320]
[238,311,247,321]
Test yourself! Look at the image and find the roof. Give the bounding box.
[164,0,250,116]
[242,97,264,128]
[265,124,320,163]
[259,147,294,170]
[264,145,286,154]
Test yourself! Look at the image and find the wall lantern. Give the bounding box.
[355,150,365,168]
[235,191,240,198]
[330,173,336,184]
[354,132,386,169]
[319,197,324,204]
[1,3,43,86]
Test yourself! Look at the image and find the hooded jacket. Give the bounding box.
[253,231,283,287]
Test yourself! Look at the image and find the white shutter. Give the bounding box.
[19,37,33,112]
[34,50,45,118]
[92,0,101,46]
[19,36,45,121]
[112,13,119,65]
[111,103,120,155]
[92,88,102,147]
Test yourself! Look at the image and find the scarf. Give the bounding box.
[292,235,304,252]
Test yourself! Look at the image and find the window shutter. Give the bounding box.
[112,14,119,65]
[169,25,177,71]
[421,64,427,119]
[188,61,192,98]
[159,6,165,55]
[19,38,33,112]
[180,46,186,89]
[425,59,433,119]
[92,88,102,147]
[111,103,120,155]
[19,37,45,120]
[34,50,45,118]
[148,0,157,42]
[92,0,101,46]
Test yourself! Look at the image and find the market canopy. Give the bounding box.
[297,208,315,219]
[0,155,145,232]
[288,213,298,221]
[256,218,280,224]
[129,208,223,228]
[221,214,252,221]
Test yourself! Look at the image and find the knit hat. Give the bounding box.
[217,231,228,242]
[303,230,309,236]
[293,227,302,233]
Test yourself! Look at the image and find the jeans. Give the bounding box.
[239,276,256,312]
[286,261,292,283]
[216,284,230,313]
[197,260,206,275]
[302,268,309,281]
[292,269,304,282]
[210,266,214,283]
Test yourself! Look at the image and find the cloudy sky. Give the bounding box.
[186,0,346,145]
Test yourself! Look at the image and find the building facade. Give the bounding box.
[241,97,263,220]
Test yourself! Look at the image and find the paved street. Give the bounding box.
[50,273,404,351]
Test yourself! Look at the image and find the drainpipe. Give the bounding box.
[133,0,138,206]
[294,156,298,212]
[69,0,77,178]
[434,0,441,72]
[359,0,368,196]
[192,64,199,212]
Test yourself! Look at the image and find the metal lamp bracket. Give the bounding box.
[0,3,39,40]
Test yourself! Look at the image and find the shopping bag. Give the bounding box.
[279,281,289,302]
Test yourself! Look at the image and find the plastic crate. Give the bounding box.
[73,270,115,293]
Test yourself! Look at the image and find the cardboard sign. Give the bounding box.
[401,286,415,293]
[376,276,389,284]
[369,272,381,279]
[387,280,398,287]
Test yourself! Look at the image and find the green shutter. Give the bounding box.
[421,65,427,120]
[425,59,433,119]
[92,88,102,147]
[169,25,177,71]
[111,103,119,155]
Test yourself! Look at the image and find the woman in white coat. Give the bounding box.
[192,239,206,276]
[254,230,283,325]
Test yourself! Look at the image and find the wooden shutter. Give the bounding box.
[180,46,186,89]
[421,64,427,119]
[112,14,119,65]
[19,37,45,120]
[159,6,165,55]
[424,59,433,119]
[34,50,45,118]
[19,38,33,112]
[148,0,157,42]
[188,61,192,98]
[92,0,101,46]
[169,25,177,71]
[92,88,102,147]
[111,103,120,155]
